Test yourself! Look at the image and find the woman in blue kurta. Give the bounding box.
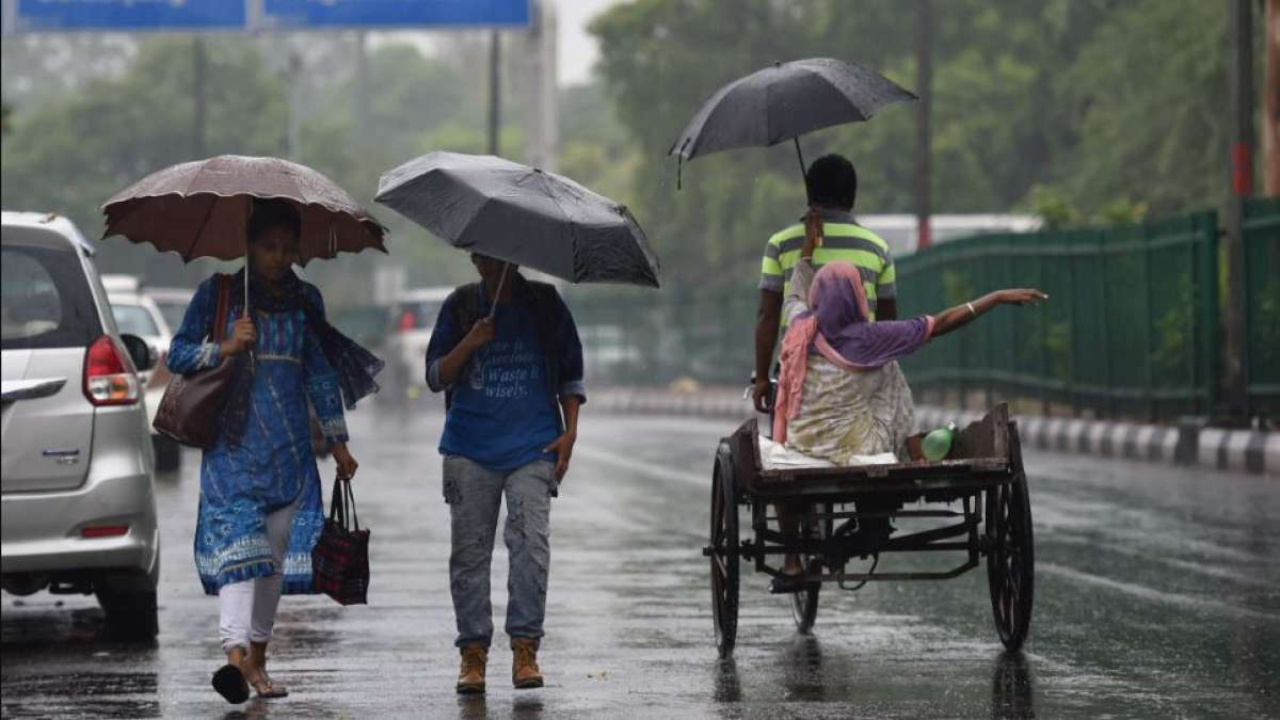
[167,199,380,704]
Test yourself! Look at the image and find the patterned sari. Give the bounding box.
[776,259,930,464]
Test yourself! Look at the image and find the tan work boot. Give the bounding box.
[456,645,487,695]
[511,638,544,689]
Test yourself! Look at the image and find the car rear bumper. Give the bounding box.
[1,467,159,577]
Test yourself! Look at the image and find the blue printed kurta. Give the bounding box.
[168,276,348,595]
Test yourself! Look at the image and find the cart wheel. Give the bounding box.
[790,559,820,634]
[986,470,1034,651]
[710,442,740,658]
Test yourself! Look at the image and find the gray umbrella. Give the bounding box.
[375,152,660,288]
[669,58,917,178]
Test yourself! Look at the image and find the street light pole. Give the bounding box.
[1224,0,1254,419]
[488,29,501,156]
[192,36,207,158]
[914,0,933,252]
[1265,0,1279,196]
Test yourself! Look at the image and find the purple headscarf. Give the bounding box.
[774,262,934,442]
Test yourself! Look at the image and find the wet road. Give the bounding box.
[3,408,1278,718]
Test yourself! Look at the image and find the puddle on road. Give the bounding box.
[1,671,160,719]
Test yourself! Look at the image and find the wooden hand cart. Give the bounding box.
[703,404,1034,658]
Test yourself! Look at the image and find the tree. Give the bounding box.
[1063,0,1233,217]
[587,0,1124,293]
[588,0,1251,293]
[2,38,289,285]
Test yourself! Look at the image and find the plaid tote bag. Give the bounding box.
[311,477,370,605]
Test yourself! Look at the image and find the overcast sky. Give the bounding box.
[553,0,623,86]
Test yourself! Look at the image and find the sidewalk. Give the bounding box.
[590,387,1279,477]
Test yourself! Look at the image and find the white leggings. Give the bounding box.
[219,496,300,652]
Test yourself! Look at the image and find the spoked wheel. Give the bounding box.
[790,508,824,634]
[710,442,740,658]
[986,465,1034,651]
[790,559,821,634]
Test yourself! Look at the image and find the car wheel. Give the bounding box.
[153,434,181,473]
[97,547,160,641]
[97,585,159,641]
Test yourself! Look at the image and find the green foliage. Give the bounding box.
[0,35,522,294]
[940,270,974,307]
[1152,274,1194,382]
[1097,198,1150,226]
[1062,0,1231,217]
[1,38,289,284]
[1254,279,1280,384]
[1028,185,1079,231]
[589,0,1258,298]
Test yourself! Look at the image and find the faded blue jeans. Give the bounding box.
[443,455,554,649]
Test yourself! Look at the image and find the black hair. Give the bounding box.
[805,154,858,210]
[247,198,301,243]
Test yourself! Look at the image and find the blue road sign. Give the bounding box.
[262,0,531,29]
[14,0,246,32]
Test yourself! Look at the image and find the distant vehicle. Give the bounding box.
[103,276,181,472]
[579,323,645,383]
[383,287,452,405]
[857,214,1043,256]
[144,286,195,337]
[331,303,390,351]
[1,211,161,639]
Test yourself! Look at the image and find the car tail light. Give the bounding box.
[399,310,416,332]
[83,335,140,406]
[81,525,129,538]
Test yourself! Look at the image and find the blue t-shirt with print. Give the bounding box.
[436,300,560,470]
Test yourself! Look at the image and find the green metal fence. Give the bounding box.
[563,203,1277,422]
[894,212,1221,420]
[1245,197,1280,419]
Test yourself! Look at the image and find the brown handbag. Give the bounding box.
[152,275,239,449]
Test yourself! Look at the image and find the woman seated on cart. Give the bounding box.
[773,210,1045,579]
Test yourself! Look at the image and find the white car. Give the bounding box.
[103,275,181,472]
[382,287,452,405]
[144,286,194,340]
[2,211,161,639]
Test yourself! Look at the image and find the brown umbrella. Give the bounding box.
[101,155,387,266]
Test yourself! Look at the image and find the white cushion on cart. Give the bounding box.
[757,435,898,472]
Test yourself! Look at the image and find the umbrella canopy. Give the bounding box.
[101,155,387,264]
[375,152,660,288]
[669,58,917,165]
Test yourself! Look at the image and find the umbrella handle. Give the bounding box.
[244,254,251,317]
[488,262,511,320]
[244,226,254,368]
[794,137,807,181]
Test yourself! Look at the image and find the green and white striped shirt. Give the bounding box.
[759,209,895,323]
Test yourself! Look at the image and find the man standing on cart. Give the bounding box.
[751,154,898,414]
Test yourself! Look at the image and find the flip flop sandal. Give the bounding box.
[250,673,289,699]
[212,664,250,704]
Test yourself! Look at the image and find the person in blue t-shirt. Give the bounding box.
[425,253,585,695]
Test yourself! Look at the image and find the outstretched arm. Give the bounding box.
[930,289,1048,339]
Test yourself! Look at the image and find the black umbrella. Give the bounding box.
[375,152,660,288]
[669,58,917,181]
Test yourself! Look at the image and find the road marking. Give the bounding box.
[574,445,708,488]
[1039,562,1277,622]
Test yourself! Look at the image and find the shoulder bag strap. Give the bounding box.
[212,274,231,343]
